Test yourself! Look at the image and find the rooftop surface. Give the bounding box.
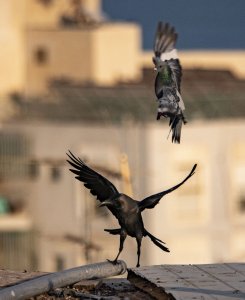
[9,68,245,124]
[1,263,245,299]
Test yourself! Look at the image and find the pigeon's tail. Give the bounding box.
[169,114,187,144]
[104,228,121,235]
[144,229,170,253]
[154,22,178,58]
[171,116,182,144]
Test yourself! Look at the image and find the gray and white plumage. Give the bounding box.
[153,22,187,143]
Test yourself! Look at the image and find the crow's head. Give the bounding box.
[99,199,116,208]
[99,194,137,214]
[99,194,122,209]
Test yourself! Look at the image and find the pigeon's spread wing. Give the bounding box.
[153,22,182,93]
[67,151,120,202]
[138,164,197,212]
[168,59,182,94]
[154,22,177,57]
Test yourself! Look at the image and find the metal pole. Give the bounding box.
[0,260,127,300]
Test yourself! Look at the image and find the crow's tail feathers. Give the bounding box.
[144,230,170,252]
[104,228,121,235]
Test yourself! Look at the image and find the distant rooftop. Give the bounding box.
[10,68,245,124]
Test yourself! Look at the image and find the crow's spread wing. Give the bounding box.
[67,151,120,202]
[138,164,197,212]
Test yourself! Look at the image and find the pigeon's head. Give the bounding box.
[152,56,166,72]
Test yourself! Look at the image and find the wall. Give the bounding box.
[145,120,245,265]
[2,120,245,270]
[25,23,141,96]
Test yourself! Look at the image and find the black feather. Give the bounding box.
[66,151,120,203]
[145,230,169,252]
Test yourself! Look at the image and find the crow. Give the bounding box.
[67,151,197,267]
[153,22,187,143]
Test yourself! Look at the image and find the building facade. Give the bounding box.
[0,0,245,271]
[1,119,245,270]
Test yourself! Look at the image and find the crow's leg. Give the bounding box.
[107,230,127,265]
[136,236,142,268]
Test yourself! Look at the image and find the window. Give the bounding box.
[34,47,49,65]
[38,0,53,7]
[55,255,65,271]
[233,164,245,215]
[239,194,245,213]
[50,166,61,182]
[29,160,39,179]
[0,133,30,179]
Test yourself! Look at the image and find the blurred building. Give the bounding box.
[0,0,245,271]
[0,0,141,97]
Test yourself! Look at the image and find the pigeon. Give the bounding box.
[67,150,197,267]
[153,22,187,143]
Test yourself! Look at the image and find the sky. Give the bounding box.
[102,0,245,50]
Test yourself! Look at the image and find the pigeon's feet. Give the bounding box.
[156,112,161,120]
[107,259,118,265]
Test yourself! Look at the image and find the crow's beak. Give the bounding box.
[99,200,113,207]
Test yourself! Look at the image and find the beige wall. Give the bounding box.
[91,23,141,85]
[1,0,245,98]
[4,122,147,269]
[0,0,26,95]
[144,120,245,265]
[2,120,245,270]
[26,0,101,28]
[25,23,141,96]
[26,0,70,28]
[0,0,108,97]
[141,50,245,79]
[26,29,94,95]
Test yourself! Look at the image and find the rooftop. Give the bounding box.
[9,68,245,124]
[1,262,245,299]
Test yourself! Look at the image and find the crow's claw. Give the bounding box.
[107,259,118,265]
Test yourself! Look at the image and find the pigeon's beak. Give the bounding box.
[99,200,113,207]
[156,112,161,120]
[152,57,158,71]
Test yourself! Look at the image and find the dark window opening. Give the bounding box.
[55,255,65,271]
[34,47,49,65]
[37,0,53,7]
[50,166,61,182]
[239,195,245,213]
[29,160,39,179]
